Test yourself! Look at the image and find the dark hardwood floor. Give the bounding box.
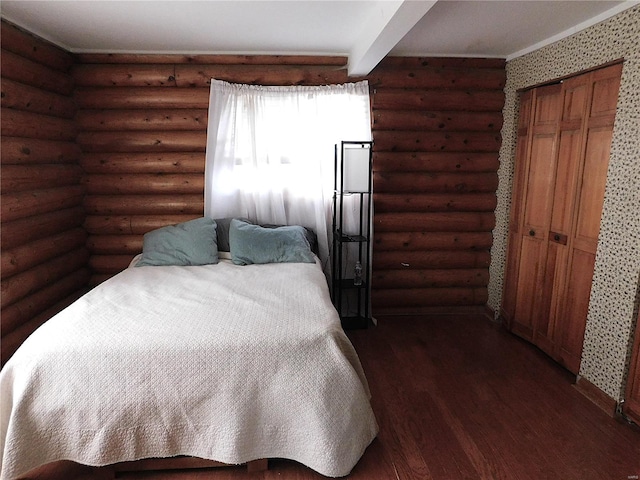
[23,315,640,479]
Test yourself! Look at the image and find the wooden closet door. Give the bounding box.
[554,64,622,372]
[502,63,622,374]
[503,84,562,346]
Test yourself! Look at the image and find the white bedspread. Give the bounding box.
[0,258,378,479]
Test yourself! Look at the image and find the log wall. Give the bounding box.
[0,19,505,350]
[0,21,90,363]
[369,57,504,314]
[73,54,504,313]
[72,54,352,285]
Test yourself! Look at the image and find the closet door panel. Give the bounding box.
[512,236,544,339]
[506,86,561,339]
[561,78,588,121]
[523,84,561,237]
[533,84,562,125]
[590,65,622,117]
[545,129,581,350]
[514,131,555,338]
[550,131,581,235]
[556,249,595,373]
[535,241,566,355]
[575,126,613,244]
[541,89,584,360]
[502,91,533,327]
[522,134,556,235]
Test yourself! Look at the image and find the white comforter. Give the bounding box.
[0,258,378,479]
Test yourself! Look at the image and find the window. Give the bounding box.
[204,79,372,272]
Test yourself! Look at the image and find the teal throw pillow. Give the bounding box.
[137,217,218,267]
[229,219,315,265]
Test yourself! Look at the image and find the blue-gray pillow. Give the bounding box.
[229,219,315,265]
[136,217,218,267]
[261,223,318,254]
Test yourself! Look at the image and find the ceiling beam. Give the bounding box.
[348,0,437,77]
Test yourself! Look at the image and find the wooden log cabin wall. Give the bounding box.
[369,57,504,315]
[73,54,504,312]
[72,53,354,285]
[0,22,90,363]
[0,19,504,361]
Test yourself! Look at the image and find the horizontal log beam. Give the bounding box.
[368,67,505,90]
[86,235,143,255]
[376,56,505,70]
[373,193,497,213]
[1,248,89,309]
[83,174,204,195]
[0,20,73,72]
[75,109,208,131]
[84,194,204,215]
[372,89,505,112]
[0,136,82,165]
[72,63,351,87]
[0,269,90,348]
[373,130,501,153]
[89,273,115,287]
[1,108,77,141]
[1,207,85,249]
[371,287,488,308]
[374,212,495,232]
[72,64,177,87]
[1,228,87,279]
[74,87,209,109]
[373,152,499,173]
[174,64,350,87]
[76,131,206,152]
[84,215,198,235]
[80,152,204,173]
[372,110,502,132]
[373,172,498,194]
[89,255,138,274]
[372,305,488,316]
[74,53,348,65]
[373,250,491,269]
[1,185,85,222]
[1,165,84,193]
[373,231,492,252]
[0,49,74,95]
[372,268,489,289]
[1,78,77,118]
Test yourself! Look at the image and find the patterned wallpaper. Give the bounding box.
[489,6,640,401]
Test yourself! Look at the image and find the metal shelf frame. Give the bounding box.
[331,141,373,329]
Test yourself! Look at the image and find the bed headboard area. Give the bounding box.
[133,216,318,268]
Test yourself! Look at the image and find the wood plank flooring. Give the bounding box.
[22,315,640,479]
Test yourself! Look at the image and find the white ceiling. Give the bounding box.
[1,0,636,75]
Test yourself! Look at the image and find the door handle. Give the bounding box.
[529,229,536,236]
[549,231,568,245]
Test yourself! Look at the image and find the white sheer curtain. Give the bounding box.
[204,79,372,272]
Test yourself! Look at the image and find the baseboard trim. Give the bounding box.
[574,375,618,417]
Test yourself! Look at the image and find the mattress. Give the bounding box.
[0,257,378,479]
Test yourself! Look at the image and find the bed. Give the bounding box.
[0,218,378,479]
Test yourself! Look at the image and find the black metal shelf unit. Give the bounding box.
[331,141,373,329]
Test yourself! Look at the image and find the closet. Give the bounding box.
[501,62,622,374]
